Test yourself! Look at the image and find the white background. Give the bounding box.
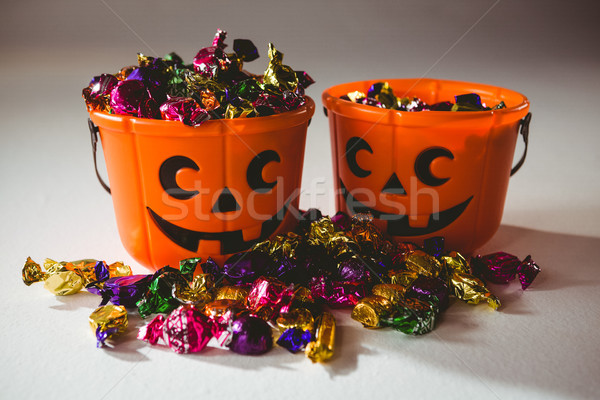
[1,1,599,399]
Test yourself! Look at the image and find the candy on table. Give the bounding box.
[23,211,540,360]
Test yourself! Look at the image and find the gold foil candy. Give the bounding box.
[389,270,419,287]
[263,43,298,92]
[276,308,314,332]
[351,295,392,328]
[172,275,214,306]
[115,65,137,80]
[375,82,397,109]
[89,305,128,345]
[22,257,46,285]
[451,272,501,310]
[108,261,133,277]
[198,89,220,111]
[305,312,336,363]
[215,286,249,302]
[308,217,336,246]
[137,53,155,67]
[441,251,469,275]
[43,270,84,295]
[204,299,242,318]
[224,103,255,119]
[349,216,387,255]
[346,91,366,102]
[404,250,443,278]
[372,283,406,304]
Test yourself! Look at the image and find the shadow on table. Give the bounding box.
[386,224,600,399]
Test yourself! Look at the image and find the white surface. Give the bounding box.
[1,1,600,399]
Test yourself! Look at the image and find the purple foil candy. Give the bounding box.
[473,252,521,284]
[423,236,445,258]
[229,315,273,355]
[406,276,450,310]
[94,261,110,283]
[277,328,312,353]
[137,314,166,345]
[223,251,272,284]
[110,79,149,115]
[517,255,540,290]
[102,275,152,308]
[337,255,369,282]
[126,66,163,88]
[163,305,214,353]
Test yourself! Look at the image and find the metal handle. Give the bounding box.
[88,118,111,195]
[510,112,532,176]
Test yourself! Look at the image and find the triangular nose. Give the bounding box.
[382,173,406,195]
[212,187,241,213]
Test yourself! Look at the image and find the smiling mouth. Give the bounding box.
[339,179,472,236]
[147,201,290,254]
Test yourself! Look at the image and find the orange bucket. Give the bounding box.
[88,97,315,270]
[323,79,531,253]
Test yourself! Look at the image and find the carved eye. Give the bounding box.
[247,150,280,193]
[414,147,454,186]
[159,155,200,200]
[346,137,373,178]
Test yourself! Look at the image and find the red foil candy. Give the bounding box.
[517,255,541,290]
[472,252,521,284]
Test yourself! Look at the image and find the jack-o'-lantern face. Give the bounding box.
[147,149,291,254]
[336,131,481,239]
[142,131,304,260]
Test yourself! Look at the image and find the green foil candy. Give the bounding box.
[137,267,188,318]
[381,298,437,335]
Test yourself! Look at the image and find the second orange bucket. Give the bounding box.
[323,79,530,254]
[89,97,315,270]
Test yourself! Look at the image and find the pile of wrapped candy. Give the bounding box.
[82,29,314,126]
[342,81,506,111]
[22,211,540,362]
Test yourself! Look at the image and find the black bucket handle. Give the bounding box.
[510,112,532,176]
[88,118,111,195]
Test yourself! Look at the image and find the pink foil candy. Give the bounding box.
[163,305,214,353]
[137,314,166,345]
[138,305,214,353]
[246,277,294,319]
[110,79,149,115]
[159,97,210,127]
[310,275,366,307]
